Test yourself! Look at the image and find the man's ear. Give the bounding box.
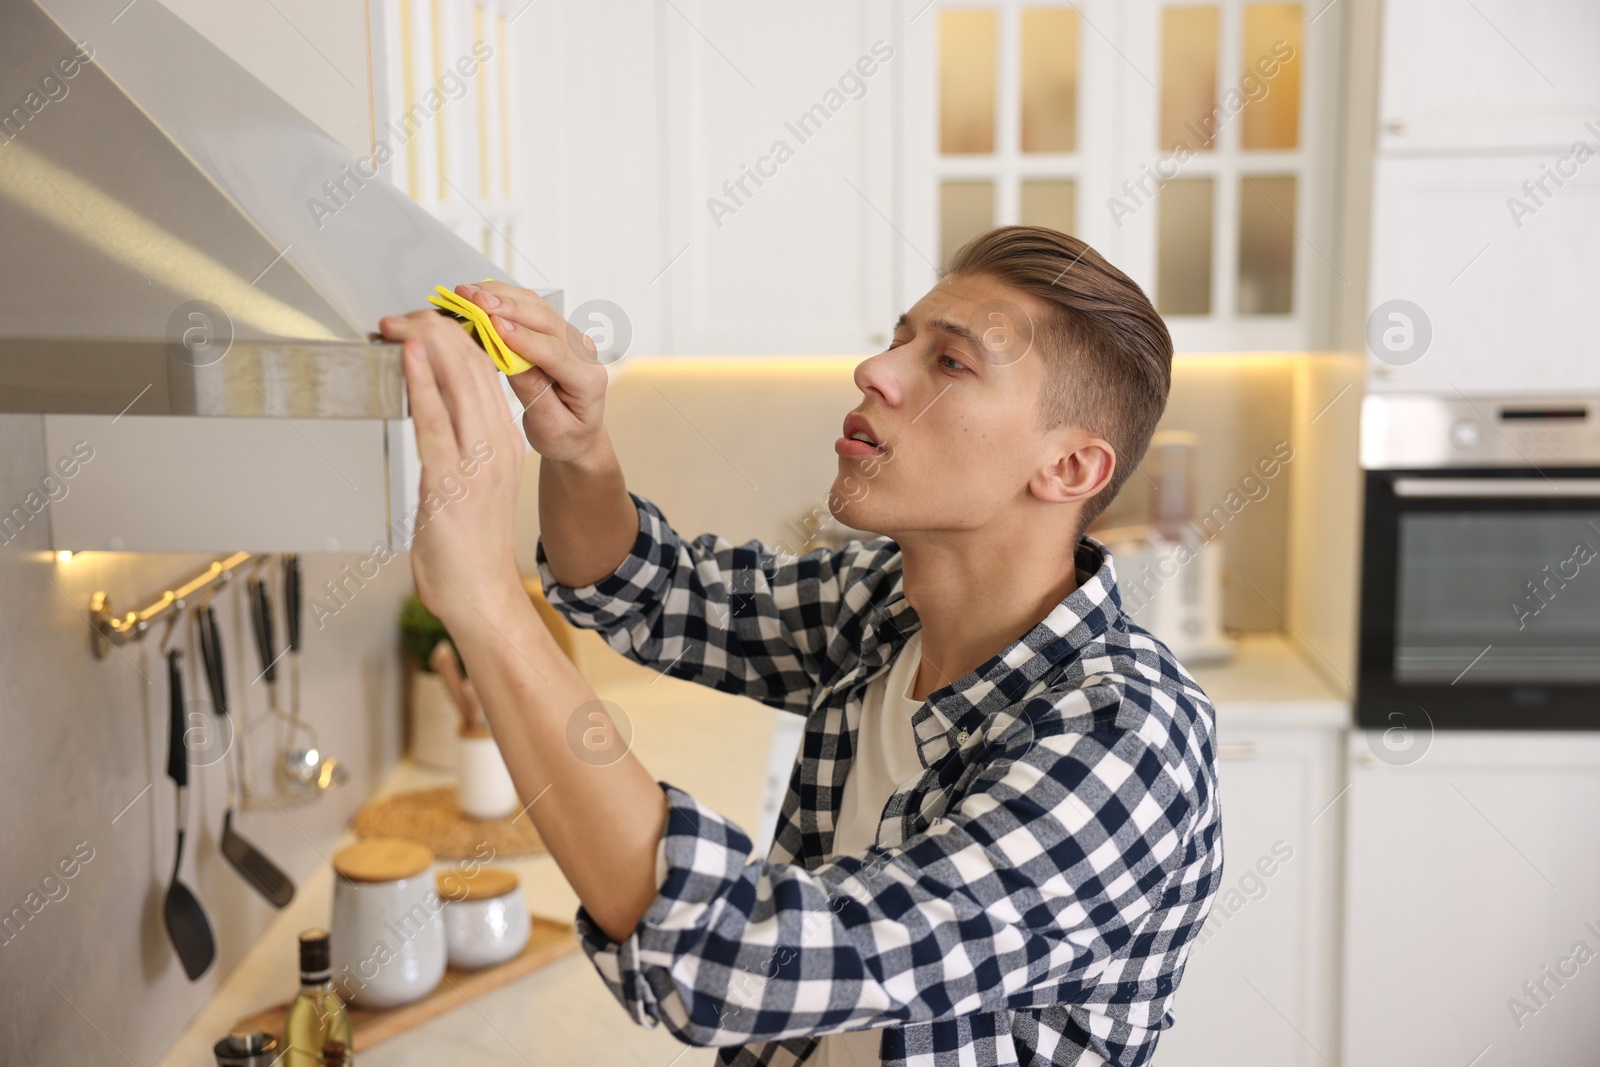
[1029,433,1116,505]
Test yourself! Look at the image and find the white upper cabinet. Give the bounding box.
[912,0,1344,354]
[1366,152,1600,396]
[657,3,901,354]
[1378,0,1600,153]
[1366,0,1600,396]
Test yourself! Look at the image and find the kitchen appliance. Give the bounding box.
[2,0,559,554]
[1358,394,1600,730]
[1098,432,1235,665]
[0,0,515,419]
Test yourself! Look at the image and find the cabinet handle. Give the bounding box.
[1217,743,1259,761]
[1384,118,1406,134]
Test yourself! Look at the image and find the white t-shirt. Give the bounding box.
[813,632,929,1067]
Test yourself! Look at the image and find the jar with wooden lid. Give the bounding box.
[437,866,531,969]
[328,838,445,1009]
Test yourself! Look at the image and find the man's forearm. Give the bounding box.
[538,432,640,588]
[445,582,668,942]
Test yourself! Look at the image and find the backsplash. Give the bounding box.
[0,415,411,1065]
[511,353,1363,636]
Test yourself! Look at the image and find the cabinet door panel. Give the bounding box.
[1158,727,1341,1066]
[1379,0,1600,152]
[1367,154,1600,396]
[659,2,897,354]
[1342,732,1600,1067]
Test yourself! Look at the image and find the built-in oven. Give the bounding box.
[1358,394,1600,730]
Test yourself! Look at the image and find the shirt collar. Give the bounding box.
[851,535,1126,765]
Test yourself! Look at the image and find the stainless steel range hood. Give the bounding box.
[0,0,514,419]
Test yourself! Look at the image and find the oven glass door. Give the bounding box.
[1359,470,1600,729]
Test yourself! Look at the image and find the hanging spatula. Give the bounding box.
[198,601,294,908]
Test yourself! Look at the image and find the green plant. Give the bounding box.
[399,595,451,672]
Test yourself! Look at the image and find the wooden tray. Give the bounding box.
[234,916,579,1052]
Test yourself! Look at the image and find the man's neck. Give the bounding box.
[897,520,1082,702]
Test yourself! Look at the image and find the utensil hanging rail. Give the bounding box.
[89,552,254,658]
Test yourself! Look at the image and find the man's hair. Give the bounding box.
[947,225,1173,534]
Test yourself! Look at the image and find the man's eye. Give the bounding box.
[937,353,967,373]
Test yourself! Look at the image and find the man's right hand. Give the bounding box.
[454,282,610,463]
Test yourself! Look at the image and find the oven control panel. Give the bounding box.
[1362,394,1600,468]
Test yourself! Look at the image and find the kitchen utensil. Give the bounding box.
[283,554,345,793]
[164,643,216,980]
[329,839,447,1008]
[1100,524,1234,665]
[436,867,530,970]
[428,640,480,732]
[197,601,294,908]
[247,571,320,791]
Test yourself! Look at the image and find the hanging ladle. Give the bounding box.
[283,555,345,791]
[246,569,320,791]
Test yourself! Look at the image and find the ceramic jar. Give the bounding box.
[329,838,446,1008]
[457,727,518,820]
[437,866,531,970]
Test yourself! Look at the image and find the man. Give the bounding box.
[378,225,1222,1065]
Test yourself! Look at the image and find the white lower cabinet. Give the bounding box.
[1340,732,1600,1067]
[1159,724,1344,1066]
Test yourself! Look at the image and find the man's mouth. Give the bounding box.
[836,415,888,459]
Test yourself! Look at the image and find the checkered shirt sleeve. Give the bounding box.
[536,492,885,714]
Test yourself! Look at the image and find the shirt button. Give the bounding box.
[956,730,969,744]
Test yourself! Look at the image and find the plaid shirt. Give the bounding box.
[537,494,1223,1066]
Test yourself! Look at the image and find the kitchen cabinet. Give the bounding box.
[1377,0,1600,153]
[655,2,901,354]
[1157,722,1343,1067]
[1341,731,1600,1067]
[1365,152,1600,397]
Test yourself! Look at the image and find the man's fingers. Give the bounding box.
[456,282,568,337]
[403,338,458,471]
[388,311,495,453]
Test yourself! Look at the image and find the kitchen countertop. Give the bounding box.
[156,632,1347,1066]
[1186,633,1352,729]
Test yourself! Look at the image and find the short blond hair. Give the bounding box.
[948,225,1173,532]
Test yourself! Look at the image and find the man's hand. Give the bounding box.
[376,302,667,947]
[377,308,526,628]
[451,282,610,463]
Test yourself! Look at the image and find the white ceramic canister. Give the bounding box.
[437,866,531,970]
[457,727,519,820]
[329,838,447,1008]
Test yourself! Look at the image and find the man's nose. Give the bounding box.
[853,346,906,408]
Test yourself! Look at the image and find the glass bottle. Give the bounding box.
[283,928,354,1066]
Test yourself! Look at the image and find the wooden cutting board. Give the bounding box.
[233,916,579,1052]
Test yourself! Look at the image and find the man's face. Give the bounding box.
[829,272,1110,539]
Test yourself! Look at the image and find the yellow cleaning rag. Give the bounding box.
[426,284,532,374]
